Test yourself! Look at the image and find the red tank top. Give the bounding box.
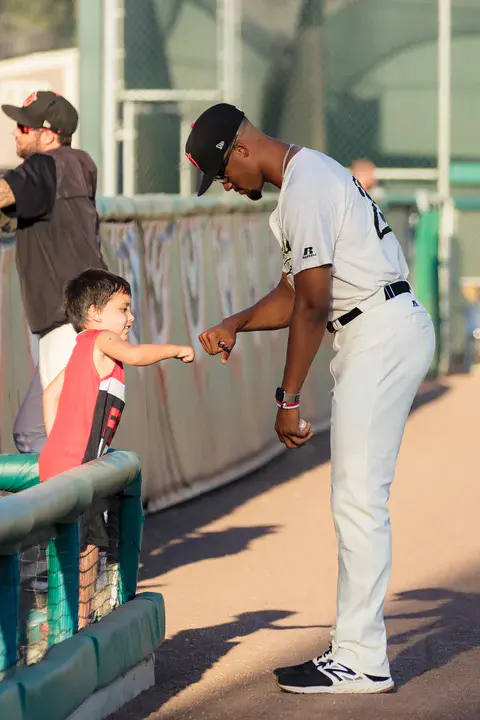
[39,329,125,482]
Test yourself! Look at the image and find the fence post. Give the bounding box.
[47,523,79,646]
[414,208,441,376]
[0,554,19,671]
[117,471,144,605]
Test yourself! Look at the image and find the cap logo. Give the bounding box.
[23,92,37,107]
[216,141,225,150]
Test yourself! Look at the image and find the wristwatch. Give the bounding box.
[275,387,300,409]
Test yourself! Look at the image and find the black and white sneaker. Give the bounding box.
[273,644,333,678]
[275,658,394,694]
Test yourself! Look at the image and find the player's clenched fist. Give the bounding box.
[199,321,237,365]
[176,345,195,363]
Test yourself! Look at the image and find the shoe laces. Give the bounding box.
[313,643,333,665]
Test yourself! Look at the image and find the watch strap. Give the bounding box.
[275,387,300,404]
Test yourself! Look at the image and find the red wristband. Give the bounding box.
[276,400,300,410]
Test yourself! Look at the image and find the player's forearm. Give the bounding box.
[281,304,328,395]
[224,277,294,333]
[130,343,182,366]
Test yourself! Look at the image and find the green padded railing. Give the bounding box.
[0,455,40,493]
[0,451,144,672]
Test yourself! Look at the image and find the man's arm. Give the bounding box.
[228,273,295,332]
[281,266,331,394]
[0,208,17,234]
[43,369,65,435]
[274,266,331,450]
[1,154,56,218]
[199,273,295,362]
[0,179,15,209]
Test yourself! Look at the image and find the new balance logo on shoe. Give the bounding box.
[302,246,316,259]
[321,662,357,682]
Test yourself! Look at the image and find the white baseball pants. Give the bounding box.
[328,292,435,676]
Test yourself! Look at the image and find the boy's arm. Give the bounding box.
[43,369,65,435]
[96,331,194,366]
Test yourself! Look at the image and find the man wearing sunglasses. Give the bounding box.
[0,90,106,453]
[186,103,435,695]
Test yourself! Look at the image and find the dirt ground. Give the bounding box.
[111,372,480,720]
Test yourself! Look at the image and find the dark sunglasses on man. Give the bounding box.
[215,128,241,184]
[17,123,34,135]
[16,123,51,135]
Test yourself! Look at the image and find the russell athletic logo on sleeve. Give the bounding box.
[302,246,317,259]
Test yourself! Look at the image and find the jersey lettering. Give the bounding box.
[352,176,392,240]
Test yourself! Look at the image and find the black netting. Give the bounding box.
[13,497,121,669]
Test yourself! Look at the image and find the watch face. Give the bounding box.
[275,387,284,403]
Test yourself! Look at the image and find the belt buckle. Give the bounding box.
[327,317,344,334]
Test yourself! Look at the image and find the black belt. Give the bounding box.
[326,281,411,334]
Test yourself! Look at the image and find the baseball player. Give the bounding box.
[185,104,435,694]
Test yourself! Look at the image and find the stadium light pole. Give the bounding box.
[437,0,453,374]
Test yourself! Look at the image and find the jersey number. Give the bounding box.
[352,177,392,240]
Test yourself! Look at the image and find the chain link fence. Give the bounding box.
[0,1,479,191]
[119,0,463,195]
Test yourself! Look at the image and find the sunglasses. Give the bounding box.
[17,124,50,135]
[17,123,34,135]
[215,128,240,183]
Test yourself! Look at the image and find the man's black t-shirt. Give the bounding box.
[3,147,107,335]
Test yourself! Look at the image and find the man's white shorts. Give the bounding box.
[38,323,78,389]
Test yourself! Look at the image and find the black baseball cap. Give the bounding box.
[185,103,245,196]
[1,90,78,137]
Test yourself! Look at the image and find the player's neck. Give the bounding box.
[261,138,300,189]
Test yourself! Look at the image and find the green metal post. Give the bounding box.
[414,209,440,376]
[77,0,104,175]
[117,471,144,605]
[47,523,79,646]
[0,555,19,671]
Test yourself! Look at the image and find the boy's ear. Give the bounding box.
[87,304,103,323]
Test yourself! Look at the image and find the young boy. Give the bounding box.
[39,268,194,627]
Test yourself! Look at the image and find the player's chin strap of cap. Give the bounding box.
[326,280,411,334]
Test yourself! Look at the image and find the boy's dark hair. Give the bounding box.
[64,268,131,332]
